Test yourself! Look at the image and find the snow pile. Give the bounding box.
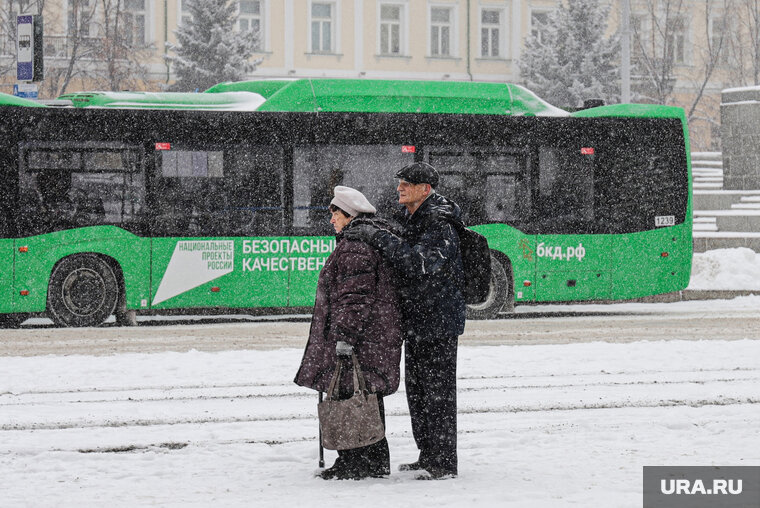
[688,248,760,290]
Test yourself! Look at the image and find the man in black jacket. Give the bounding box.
[345,162,465,480]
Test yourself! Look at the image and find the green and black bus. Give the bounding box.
[0,79,692,327]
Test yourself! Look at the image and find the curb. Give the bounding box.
[633,290,759,303]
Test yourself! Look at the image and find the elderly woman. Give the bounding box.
[295,186,402,480]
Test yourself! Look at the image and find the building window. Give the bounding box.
[380,4,403,55]
[179,0,192,26]
[480,8,503,58]
[311,2,334,53]
[122,0,147,46]
[1,9,16,55]
[667,16,687,65]
[294,145,413,233]
[239,1,263,51]
[710,15,730,61]
[530,10,549,44]
[430,6,452,57]
[68,0,94,37]
[630,14,648,70]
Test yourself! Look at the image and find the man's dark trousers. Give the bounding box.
[405,333,458,473]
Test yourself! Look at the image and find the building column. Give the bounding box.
[354,0,364,76]
[511,0,522,82]
[285,0,294,74]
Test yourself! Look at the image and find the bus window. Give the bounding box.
[225,147,283,236]
[596,124,688,234]
[151,146,283,237]
[427,148,529,227]
[537,146,594,233]
[18,143,144,236]
[293,145,413,234]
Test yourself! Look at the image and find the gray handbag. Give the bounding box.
[318,352,385,451]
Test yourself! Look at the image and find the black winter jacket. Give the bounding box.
[371,193,466,341]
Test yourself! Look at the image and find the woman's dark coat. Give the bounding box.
[294,218,402,396]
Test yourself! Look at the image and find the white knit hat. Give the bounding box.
[330,186,376,217]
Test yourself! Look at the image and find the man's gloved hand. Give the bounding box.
[336,341,353,356]
[342,223,380,245]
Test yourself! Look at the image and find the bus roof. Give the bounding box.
[206,79,570,116]
[50,79,687,120]
[570,102,688,121]
[0,92,47,107]
[56,79,569,116]
[56,90,266,110]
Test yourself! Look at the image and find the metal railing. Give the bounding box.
[0,35,124,60]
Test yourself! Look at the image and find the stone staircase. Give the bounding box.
[691,151,760,252]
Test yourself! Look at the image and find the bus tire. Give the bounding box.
[466,254,512,320]
[0,313,29,328]
[47,254,119,327]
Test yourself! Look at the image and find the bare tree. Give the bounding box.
[723,0,760,85]
[629,0,729,149]
[684,0,727,119]
[92,0,149,91]
[630,0,686,104]
[51,0,98,96]
[32,1,151,98]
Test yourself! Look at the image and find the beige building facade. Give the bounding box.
[0,0,747,149]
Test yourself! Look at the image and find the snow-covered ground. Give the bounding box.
[2,336,759,507]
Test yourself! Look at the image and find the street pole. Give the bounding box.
[621,0,631,103]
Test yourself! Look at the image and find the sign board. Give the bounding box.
[16,15,33,81]
[16,15,43,82]
[13,83,38,99]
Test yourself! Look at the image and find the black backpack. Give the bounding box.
[450,222,491,305]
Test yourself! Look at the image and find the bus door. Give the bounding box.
[426,147,536,301]
[533,145,611,301]
[0,208,13,314]
[149,144,288,310]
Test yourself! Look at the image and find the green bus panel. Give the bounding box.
[286,236,333,307]
[150,237,286,309]
[148,236,335,310]
[470,224,536,303]
[611,224,692,300]
[536,272,611,301]
[534,235,612,302]
[0,240,14,313]
[12,227,152,313]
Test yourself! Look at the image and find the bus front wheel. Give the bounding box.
[466,254,513,320]
[47,255,119,327]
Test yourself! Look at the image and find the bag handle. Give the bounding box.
[325,351,370,399]
[351,352,369,395]
[325,360,342,400]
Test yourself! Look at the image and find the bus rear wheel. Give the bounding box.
[47,255,119,327]
[466,254,512,320]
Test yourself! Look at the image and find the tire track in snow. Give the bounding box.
[2,368,758,406]
[2,375,758,432]
[3,397,759,432]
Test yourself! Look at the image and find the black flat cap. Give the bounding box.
[395,162,439,188]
